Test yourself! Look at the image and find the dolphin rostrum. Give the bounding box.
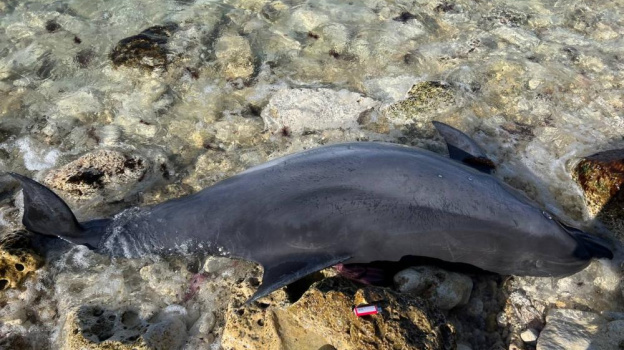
[10,122,613,303]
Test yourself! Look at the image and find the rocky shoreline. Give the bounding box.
[1,0,623,349]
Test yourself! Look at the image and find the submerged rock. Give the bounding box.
[215,34,255,80]
[222,277,455,350]
[537,309,624,350]
[0,232,42,292]
[384,81,455,124]
[43,149,148,201]
[394,266,473,310]
[261,88,379,135]
[110,23,178,70]
[573,149,624,239]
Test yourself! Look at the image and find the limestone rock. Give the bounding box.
[289,278,455,350]
[222,277,455,350]
[62,305,190,350]
[537,309,624,350]
[43,149,148,201]
[110,23,178,70]
[215,34,255,80]
[394,266,473,310]
[261,88,379,134]
[62,305,149,350]
[0,232,42,291]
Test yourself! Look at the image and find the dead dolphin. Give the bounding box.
[9,122,613,303]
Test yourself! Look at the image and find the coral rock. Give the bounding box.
[0,232,42,291]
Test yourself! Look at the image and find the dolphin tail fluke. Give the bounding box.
[246,253,351,304]
[571,231,614,260]
[9,173,91,244]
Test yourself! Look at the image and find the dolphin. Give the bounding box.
[9,122,613,303]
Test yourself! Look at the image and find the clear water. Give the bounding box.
[1,0,623,348]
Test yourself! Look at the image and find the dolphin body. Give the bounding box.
[11,122,613,302]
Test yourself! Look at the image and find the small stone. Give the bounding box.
[143,317,188,350]
[520,328,539,344]
[394,266,473,310]
[457,344,472,350]
[110,23,178,70]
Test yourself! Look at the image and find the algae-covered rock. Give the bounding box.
[573,149,624,239]
[110,23,178,70]
[43,149,148,200]
[384,81,455,124]
[222,277,455,350]
[0,232,42,291]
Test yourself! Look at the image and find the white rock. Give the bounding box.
[457,344,472,350]
[394,266,473,310]
[537,309,624,350]
[261,88,379,134]
[520,328,539,344]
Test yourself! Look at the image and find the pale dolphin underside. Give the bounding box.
[10,122,613,303]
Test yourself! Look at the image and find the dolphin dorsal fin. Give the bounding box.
[9,173,85,239]
[247,253,351,304]
[432,121,495,174]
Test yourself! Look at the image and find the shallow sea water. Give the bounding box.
[0,0,623,349]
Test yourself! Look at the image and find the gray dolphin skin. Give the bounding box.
[10,122,613,303]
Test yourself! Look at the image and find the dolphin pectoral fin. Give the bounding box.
[247,253,351,304]
[432,121,496,174]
